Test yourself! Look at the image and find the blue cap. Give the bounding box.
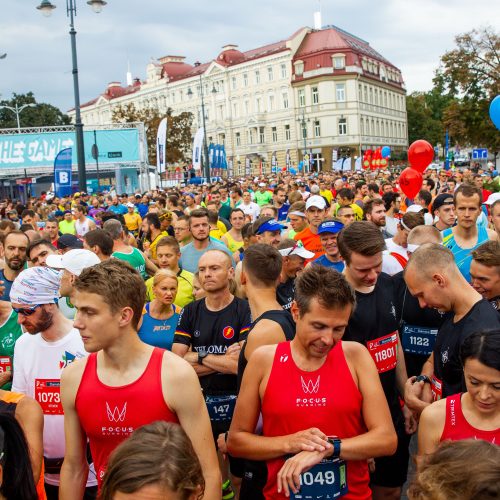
[255,219,284,234]
[317,220,344,235]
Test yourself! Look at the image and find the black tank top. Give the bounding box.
[237,310,295,391]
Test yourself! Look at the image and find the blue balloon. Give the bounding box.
[298,161,304,171]
[489,95,500,131]
[289,168,297,175]
[381,146,391,158]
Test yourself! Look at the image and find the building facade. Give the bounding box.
[73,25,408,175]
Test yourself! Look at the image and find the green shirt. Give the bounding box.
[59,219,76,235]
[254,190,273,207]
[0,309,23,390]
[112,247,148,280]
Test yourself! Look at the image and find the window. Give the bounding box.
[333,56,345,69]
[312,86,319,104]
[298,89,305,107]
[314,120,321,137]
[256,97,262,112]
[267,66,274,81]
[218,105,224,120]
[358,84,362,102]
[232,77,237,90]
[233,102,238,118]
[244,100,250,115]
[338,118,347,136]
[364,85,368,102]
[243,73,248,87]
[268,95,275,111]
[281,63,287,78]
[255,70,260,84]
[384,91,388,107]
[302,122,307,139]
[285,124,291,141]
[259,126,265,143]
[336,83,345,102]
[248,129,253,144]
[360,117,365,135]
[282,92,289,109]
[272,126,278,142]
[235,132,241,146]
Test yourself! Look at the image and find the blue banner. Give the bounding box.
[0,128,141,170]
[220,145,227,169]
[208,143,215,169]
[54,148,72,197]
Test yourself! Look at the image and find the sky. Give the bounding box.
[0,0,498,113]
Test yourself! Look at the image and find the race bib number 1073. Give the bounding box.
[35,379,63,415]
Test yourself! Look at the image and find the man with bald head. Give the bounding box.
[172,249,251,492]
[404,243,500,414]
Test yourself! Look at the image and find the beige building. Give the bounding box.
[73,25,408,175]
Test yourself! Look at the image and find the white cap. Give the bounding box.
[46,249,100,276]
[279,244,315,260]
[258,182,266,187]
[126,202,135,208]
[305,195,327,210]
[485,192,500,205]
[405,204,424,213]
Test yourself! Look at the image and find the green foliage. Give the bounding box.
[112,103,193,165]
[0,92,71,129]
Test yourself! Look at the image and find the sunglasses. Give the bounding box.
[13,304,42,316]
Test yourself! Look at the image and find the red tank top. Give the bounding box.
[75,347,178,485]
[441,393,500,444]
[262,341,370,499]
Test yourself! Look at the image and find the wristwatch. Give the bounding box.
[415,375,431,384]
[198,351,209,365]
[327,437,342,459]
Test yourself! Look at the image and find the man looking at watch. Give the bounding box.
[228,266,396,499]
[173,249,251,496]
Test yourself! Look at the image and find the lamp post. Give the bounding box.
[187,68,216,182]
[0,103,36,132]
[37,0,107,192]
[297,110,310,173]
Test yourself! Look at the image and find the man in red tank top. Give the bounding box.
[58,259,220,499]
[228,266,397,499]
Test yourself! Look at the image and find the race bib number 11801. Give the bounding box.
[366,332,398,374]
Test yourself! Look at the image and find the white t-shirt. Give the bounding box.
[382,238,409,276]
[385,216,398,237]
[240,201,261,221]
[385,238,409,259]
[12,328,96,487]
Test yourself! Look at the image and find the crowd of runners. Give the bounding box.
[0,163,499,500]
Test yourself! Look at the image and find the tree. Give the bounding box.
[406,92,444,146]
[0,92,71,129]
[112,104,193,165]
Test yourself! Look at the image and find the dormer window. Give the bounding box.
[294,60,304,76]
[332,55,345,70]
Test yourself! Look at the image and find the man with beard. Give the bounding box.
[141,213,167,263]
[10,266,97,498]
[364,199,391,238]
[294,195,327,260]
[180,209,233,274]
[0,231,29,301]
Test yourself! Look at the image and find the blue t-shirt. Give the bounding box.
[180,239,235,274]
[136,203,149,218]
[278,203,290,221]
[138,303,180,351]
[108,204,127,215]
[311,254,345,273]
[0,270,14,302]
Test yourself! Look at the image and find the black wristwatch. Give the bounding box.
[327,437,342,459]
[415,375,431,384]
[198,351,209,365]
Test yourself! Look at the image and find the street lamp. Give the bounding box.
[187,68,217,182]
[0,103,36,132]
[37,0,107,192]
[297,110,310,173]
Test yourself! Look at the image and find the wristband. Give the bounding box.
[415,375,431,384]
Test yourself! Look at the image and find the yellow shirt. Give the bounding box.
[320,189,333,204]
[124,212,142,232]
[217,220,227,235]
[148,231,169,260]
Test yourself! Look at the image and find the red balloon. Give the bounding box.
[408,140,434,173]
[399,167,423,199]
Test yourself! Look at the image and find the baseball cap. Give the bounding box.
[74,192,81,198]
[305,195,327,210]
[255,219,284,234]
[405,204,425,213]
[258,182,266,187]
[317,220,344,235]
[57,234,83,250]
[279,241,315,260]
[126,202,135,208]
[485,192,500,205]
[432,193,454,212]
[46,249,100,276]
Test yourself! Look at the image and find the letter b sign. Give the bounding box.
[58,172,69,184]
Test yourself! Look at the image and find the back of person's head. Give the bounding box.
[337,187,354,201]
[207,210,219,225]
[406,243,456,279]
[144,213,161,229]
[74,259,145,330]
[84,229,114,256]
[382,191,398,211]
[338,221,385,265]
[408,439,500,500]
[0,412,37,500]
[367,182,379,194]
[417,189,432,206]
[288,201,306,214]
[103,218,124,241]
[99,421,204,500]
[401,212,425,231]
[460,330,500,371]
[242,243,282,288]
[407,226,442,246]
[294,265,356,316]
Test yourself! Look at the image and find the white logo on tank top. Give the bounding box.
[106,402,127,422]
[280,354,289,363]
[301,375,320,394]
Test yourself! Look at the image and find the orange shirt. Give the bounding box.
[294,227,324,261]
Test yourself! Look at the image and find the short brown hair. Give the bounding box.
[471,240,500,269]
[401,211,425,230]
[188,208,209,227]
[74,259,145,329]
[454,184,482,205]
[338,221,385,265]
[156,235,180,253]
[295,266,356,316]
[84,229,114,256]
[242,244,282,287]
[363,198,384,217]
[408,439,500,500]
[100,421,204,500]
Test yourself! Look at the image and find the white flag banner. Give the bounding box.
[354,157,362,171]
[156,118,168,174]
[192,127,204,171]
[342,157,352,172]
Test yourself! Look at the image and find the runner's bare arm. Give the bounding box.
[416,399,446,462]
[163,353,221,500]
[200,345,241,375]
[139,249,158,276]
[59,359,89,500]
[228,346,330,460]
[171,343,216,376]
[487,228,498,241]
[16,396,44,483]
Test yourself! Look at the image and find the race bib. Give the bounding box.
[35,379,63,415]
[205,394,237,422]
[401,324,438,356]
[290,458,348,499]
[0,356,12,374]
[366,332,398,373]
[431,374,443,402]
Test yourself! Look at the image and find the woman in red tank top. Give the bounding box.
[418,330,500,457]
